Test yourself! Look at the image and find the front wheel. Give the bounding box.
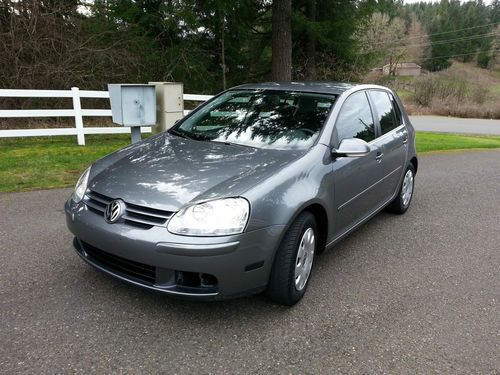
[386,164,415,214]
[266,212,317,306]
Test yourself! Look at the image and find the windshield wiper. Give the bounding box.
[169,129,192,140]
[209,139,259,150]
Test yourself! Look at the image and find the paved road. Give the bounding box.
[410,115,500,135]
[1,150,499,374]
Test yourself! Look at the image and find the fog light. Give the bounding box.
[175,271,218,288]
[200,273,217,287]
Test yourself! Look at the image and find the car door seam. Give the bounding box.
[337,166,402,211]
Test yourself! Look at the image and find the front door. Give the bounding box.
[331,91,386,238]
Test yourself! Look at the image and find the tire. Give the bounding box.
[386,164,415,214]
[266,212,317,306]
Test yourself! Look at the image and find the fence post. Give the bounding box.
[71,87,85,145]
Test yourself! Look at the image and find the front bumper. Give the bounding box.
[65,199,285,300]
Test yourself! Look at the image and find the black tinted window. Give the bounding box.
[336,92,375,143]
[173,90,336,149]
[370,91,399,134]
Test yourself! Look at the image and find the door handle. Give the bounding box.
[375,152,384,162]
[402,137,408,145]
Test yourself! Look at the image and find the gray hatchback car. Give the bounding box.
[65,82,417,305]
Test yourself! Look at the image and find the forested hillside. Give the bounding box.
[0,0,498,94]
[362,0,500,72]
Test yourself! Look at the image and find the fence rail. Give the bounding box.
[0,88,213,145]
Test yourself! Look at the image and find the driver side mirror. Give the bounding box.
[331,138,371,158]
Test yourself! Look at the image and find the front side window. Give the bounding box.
[370,91,399,135]
[171,90,337,149]
[335,92,375,143]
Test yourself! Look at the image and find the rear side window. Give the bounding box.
[370,91,399,135]
[335,92,375,143]
[390,94,403,126]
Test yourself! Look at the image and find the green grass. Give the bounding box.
[0,135,130,192]
[415,132,500,153]
[1,132,499,193]
[396,89,414,101]
[489,83,500,96]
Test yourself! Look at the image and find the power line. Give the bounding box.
[361,30,500,54]
[419,49,499,61]
[397,30,500,49]
[370,21,499,47]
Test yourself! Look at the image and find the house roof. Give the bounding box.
[383,62,421,69]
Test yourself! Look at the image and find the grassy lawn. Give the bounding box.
[0,135,130,192]
[415,132,500,153]
[1,132,500,193]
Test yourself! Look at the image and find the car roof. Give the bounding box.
[231,81,357,95]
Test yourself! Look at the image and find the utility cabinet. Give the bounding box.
[149,82,184,132]
[108,84,157,127]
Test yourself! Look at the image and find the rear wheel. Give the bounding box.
[386,164,415,214]
[266,212,317,306]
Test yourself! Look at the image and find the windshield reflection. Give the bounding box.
[171,90,337,150]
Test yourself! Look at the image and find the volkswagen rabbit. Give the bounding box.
[65,82,417,305]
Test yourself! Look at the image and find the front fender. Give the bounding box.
[244,145,333,234]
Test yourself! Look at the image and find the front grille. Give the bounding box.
[80,241,156,284]
[85,190,174,228]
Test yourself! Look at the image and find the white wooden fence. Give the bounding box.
[0,88,213,145]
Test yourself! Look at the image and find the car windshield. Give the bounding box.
[170,89,337,150]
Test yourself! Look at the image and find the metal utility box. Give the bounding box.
[108,84,157,127]
[149,82,184,133]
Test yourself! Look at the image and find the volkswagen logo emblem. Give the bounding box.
[104,199,125,224]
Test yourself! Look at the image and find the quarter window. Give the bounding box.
[390,95,403,126]
[370,91,399,135]
[335,92,375,143]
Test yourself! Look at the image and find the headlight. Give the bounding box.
[167,197,250,236]
[72,166,91,203]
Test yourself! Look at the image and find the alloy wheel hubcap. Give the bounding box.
[294,228,315,291]
[401,169,414,207]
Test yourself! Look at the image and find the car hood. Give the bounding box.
[89,133,304,211]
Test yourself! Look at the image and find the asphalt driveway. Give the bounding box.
[1,150,499,374]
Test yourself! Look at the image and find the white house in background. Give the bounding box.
[383,62,421,76]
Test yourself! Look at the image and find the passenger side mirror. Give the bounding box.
[331,138,371,158]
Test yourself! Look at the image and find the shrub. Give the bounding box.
[471,85,490,105]
[477,51,491,69]
[429,97,500,119]
[413,75,437,106]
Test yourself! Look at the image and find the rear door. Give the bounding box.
[367,90,408,202]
